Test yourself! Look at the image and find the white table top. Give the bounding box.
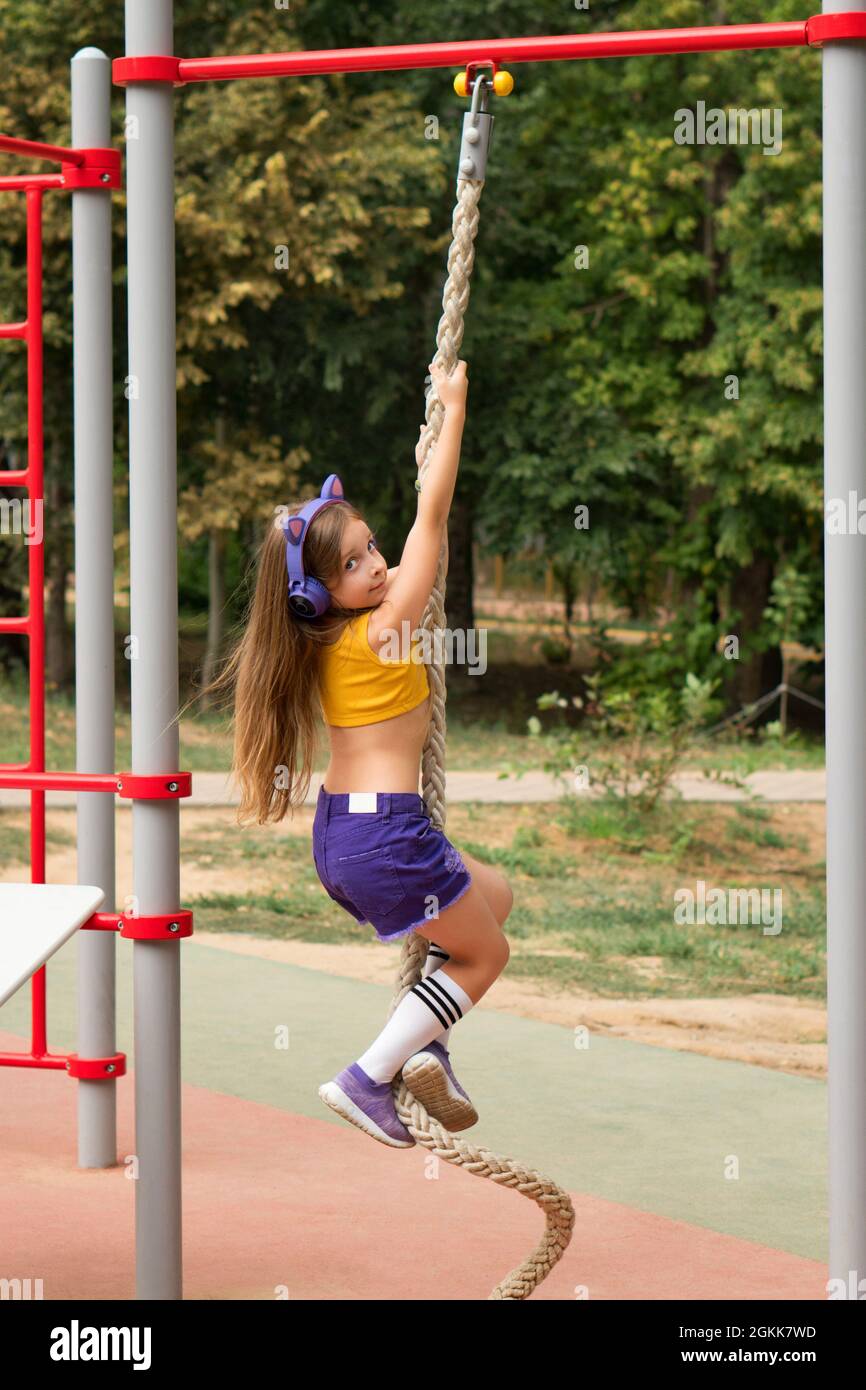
[0,883,105,1008]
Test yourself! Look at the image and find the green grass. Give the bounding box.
[495,868,825,999]
[187,890,347,945]
[0,818,75,863]
[166,796,827,1004]
[0,774,825,1000]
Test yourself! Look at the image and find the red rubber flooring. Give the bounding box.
[0,1037,826,1301]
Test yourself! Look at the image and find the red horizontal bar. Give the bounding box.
[0,321,27,339]
[0,470,29,486]
[87,912,124,932]
[0,769,193,798]
[0,770,120,793]
[0,616,29,634]
[0,1051,69,1071]
[0,173,65,192]
[0,133,84,166]
[0,1046,127,1079]
[114,19,817,86]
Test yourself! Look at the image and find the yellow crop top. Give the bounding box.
[319,609,431,728]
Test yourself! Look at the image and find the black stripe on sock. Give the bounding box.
[418,975,463,1022]
[411,982,451,1029]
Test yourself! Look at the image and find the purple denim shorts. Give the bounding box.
[311,787,473,942]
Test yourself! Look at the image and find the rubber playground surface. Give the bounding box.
[0,929,827,1300]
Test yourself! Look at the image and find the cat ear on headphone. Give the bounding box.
[320,474,344,501]
[284,516,305,545]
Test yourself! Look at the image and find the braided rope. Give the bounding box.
[387,177,576,1300]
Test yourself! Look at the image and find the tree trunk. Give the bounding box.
[45,444,73,689]
[0,550,26,674]
[562,566,576,636]
[199,415,228,710]
[779,648,790,735]
[726,553,781,713]
[553,558,577,650]
[0,446,26,674]
[445,487,473,639]
[585,568,596,624]
[494,554,504,598]
[200,527,226,709]
[679,124,740,656]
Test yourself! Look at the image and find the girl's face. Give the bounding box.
[327,516,387,609]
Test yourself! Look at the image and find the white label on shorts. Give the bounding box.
[348,792,378,813]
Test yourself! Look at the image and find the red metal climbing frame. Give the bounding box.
[0,134,171,1082]
[0,149,63,1073]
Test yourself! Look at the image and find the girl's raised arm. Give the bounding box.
[369,360,468,646]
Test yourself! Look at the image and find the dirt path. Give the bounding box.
[1,805,827,1081]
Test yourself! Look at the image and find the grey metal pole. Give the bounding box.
[72,48,118,1171]
[822,0,866,1291]
[125,0,182,1300]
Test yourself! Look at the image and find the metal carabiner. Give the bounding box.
[466,61,495,115]
[457,63,496,183]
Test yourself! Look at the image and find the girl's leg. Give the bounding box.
[418,856,513,1047]
[354,879,509,1083]
[458,849,514,930]
[420,941,454,1047]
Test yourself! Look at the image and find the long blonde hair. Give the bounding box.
[187,497,372,825]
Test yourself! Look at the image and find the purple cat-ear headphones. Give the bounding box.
[281,474,345,619]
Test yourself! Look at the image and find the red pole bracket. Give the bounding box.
[65,1052,127,1080]
[82,908,194,939]
[113,55,185,87]
[807,12,866,45]
[60,148,122,191]
[114,772,192,799]
[118,909,194,941]
[0,134,121,190]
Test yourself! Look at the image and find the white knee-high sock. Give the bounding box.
[355,966,473,1084]
[422,942,453,1049]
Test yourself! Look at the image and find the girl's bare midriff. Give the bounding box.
[322,688,433,793]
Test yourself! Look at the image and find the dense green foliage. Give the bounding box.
[0,0,825,714]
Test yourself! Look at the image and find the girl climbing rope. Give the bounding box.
[309,357,514,1147]
[192,70,575,1294]
[201,356,513,1147]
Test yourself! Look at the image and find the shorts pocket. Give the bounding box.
[407,814,433,855]
[335,843,406,919]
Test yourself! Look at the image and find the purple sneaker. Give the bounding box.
[401,1038,478,1131]
[318,1062,415,1149]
